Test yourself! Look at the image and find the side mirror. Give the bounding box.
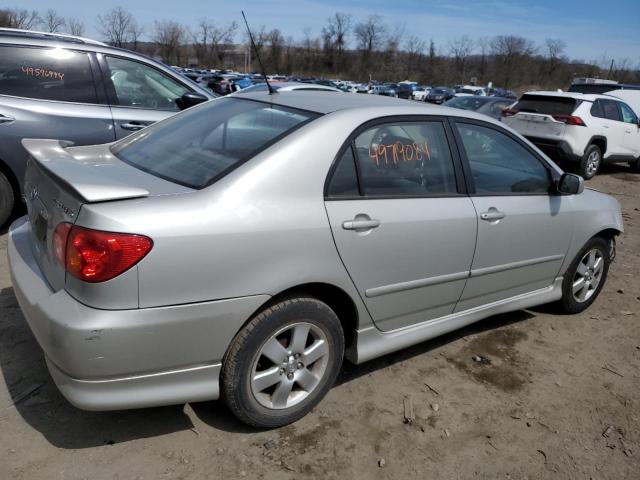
[557,172,584,195]
[176,92,209,110]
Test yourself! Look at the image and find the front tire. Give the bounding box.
[0,171,15,228]
[222,297,344,428]
[558,237,611,314]
[579,145,602,180]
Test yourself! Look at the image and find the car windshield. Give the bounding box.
[111,98,318,189]
[432,88,449,94]
[513,94,579,115]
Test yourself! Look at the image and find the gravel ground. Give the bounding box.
[0,165,638,480]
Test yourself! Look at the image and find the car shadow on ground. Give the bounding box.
[0,283,536,446]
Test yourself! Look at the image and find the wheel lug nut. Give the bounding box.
[297,362,304,369]
[287,373,294,380]
[279,368,285,375]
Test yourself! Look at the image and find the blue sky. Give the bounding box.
[19,0,640,63]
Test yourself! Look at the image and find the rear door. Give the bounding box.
[0,45,115,191]
[452,119,574,311]
[324,118,477,332]
[98,55,194,139]
[600,99,625,157]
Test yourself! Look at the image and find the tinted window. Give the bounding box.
[619,103,638,124]
[590,100,605,118]
[112,98,317,189]
[602,100,621,121]
[353,121,458,196]
[328,147,359,197]
[457,123,551,194]
[105,56,190,111]
[513,94,578,115]
[0,46,97,103]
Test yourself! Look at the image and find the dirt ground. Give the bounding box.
[0,165,639,480]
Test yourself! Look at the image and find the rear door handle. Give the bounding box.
[480,209,506,221]
[342,217,380,231]
[120,121,150,131]
[0,114,15,124]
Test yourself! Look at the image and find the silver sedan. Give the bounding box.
[8,92,623,428]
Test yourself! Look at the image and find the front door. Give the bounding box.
[100,55,193,139]
[452,120,574,312]
[324,119,477,332]
[618,102,640,157]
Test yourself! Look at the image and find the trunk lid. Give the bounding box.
[505,112,567,138]
[505,94,581,139]
[21,139,190,292]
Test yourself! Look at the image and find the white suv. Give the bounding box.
[502,91,640,179]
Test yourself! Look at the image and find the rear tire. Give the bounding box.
[558,236,611,314]
[578,145,602,180]
[222,297,344,428]
[0,171,15,228]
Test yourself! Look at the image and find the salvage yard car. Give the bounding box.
[0,28,215,227]
[502,91,640,179]
[9,92,623,428]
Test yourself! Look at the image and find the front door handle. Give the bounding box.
[480,209,506,221]
[120,121,150,131]
[0,114,15,124]
[342,215,381,231]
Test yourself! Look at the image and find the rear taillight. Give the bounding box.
[55,223,153,283]
[501,108,518,117]
[53,223,72,266]
[552,115,586,126]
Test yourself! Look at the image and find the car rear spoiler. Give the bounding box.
[21,139,150,203]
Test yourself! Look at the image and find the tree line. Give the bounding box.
[2,7,639,91]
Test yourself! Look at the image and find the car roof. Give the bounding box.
[521,91,613,101]
[233,90,499,118]
[0,27,106,46]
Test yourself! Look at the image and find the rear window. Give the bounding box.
[111,98,318,189]
[513,94,580,115]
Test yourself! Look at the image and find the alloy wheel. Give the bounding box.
[572,248,604,303]
[250,322,329,409]
[586,150,601,177]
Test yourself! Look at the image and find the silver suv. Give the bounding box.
[0,28,215,226]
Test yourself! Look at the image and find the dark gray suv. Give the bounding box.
[0,28,215,226]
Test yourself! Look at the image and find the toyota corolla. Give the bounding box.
[8,92,623,427]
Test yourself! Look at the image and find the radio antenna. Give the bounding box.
[241,11,276,95]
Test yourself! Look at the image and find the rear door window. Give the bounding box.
[352,121,458,196]
[590,100,605,118]
[111,98,318,189]
[513,94,578,115]
[0,45,97,103]
[602,100,622,121]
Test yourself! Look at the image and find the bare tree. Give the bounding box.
[43,9,65,33]
[97,7,134,48]
[491,35,537,87]
[0,9,40,29]
[354,15,386,55]
[192,19,236,67]
[153,20,185,65]
[477,36,490,79]
[128,21,145,51]
[404,36,425,78]
[67,18,85,36]
[266,29,285,73]
[449,35,473,83]
[321,13,352,72]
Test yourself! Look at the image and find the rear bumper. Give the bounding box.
[524,136,580,162]
[8,217,270,410]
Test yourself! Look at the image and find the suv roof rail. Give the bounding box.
[0,27,107,46]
